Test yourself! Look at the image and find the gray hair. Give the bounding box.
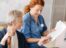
[7,10,22,25]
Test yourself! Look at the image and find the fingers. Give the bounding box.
[0,33,9,45]
[51,28,56,32]
[47,34,52,41]
[7,31,12,37]
[7,26,13,32]
[38,35,52,46]
[7,25,15,36]
[42,37,49,44]
[7,36,11,45]
[38,37,49,46]
[39,35,52,44]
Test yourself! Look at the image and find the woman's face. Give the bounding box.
[15,17,22,29]
[30,5,43,17]
[7,17,22,35]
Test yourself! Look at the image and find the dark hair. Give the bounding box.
[24,0,45,14]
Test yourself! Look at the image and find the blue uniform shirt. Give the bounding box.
[22,12,47,48]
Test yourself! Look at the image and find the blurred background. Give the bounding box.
[0,0,66,48]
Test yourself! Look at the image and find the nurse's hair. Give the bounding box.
[24,0,45,14]
[7,10,22,25]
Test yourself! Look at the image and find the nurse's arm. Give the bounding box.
[43,28,56,36]
[26,37,50,44]
[26,38,40,43]
[43,30,49,36]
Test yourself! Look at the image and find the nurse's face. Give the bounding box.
[30,5,43,17]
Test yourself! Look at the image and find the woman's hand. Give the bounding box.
[50,28,56,32]
[38,35,51,46]
[0,33,9,45]
[7,25,15,36]
[0,25,15,45]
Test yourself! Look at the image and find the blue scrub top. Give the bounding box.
[22,12,47,48]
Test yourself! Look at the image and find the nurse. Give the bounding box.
[22,0,51,48]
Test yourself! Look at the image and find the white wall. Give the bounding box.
[0,0,53,29]
[0,0,30,23]
[41,0,53,29]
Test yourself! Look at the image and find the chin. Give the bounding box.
[35,14,39,16]
[17,27,21,29]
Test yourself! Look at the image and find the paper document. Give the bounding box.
[38,21,66,47]
[49,21,66,42]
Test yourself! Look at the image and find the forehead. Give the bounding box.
[32,5,43,9]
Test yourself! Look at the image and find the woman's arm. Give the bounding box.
[0,26,13,46]
[43,28,56,36]
[0,44,4,48]
[26,37,51,44]
[0,29,6,41]
[26,38,40,43]
[0,33,8,45]
[43,30,49,36]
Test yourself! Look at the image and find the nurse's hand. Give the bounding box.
[50,28,56,32]
[38,35,51,46]
[43,35,51,44]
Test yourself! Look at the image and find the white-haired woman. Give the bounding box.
[0,10,28,48]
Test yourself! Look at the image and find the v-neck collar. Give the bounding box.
[29,12,40,25]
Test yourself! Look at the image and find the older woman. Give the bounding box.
[0,10,28,48]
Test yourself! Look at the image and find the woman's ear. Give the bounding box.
[30,7,34,10]
[30,7,33,13]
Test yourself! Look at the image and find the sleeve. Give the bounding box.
[21,33,28,48]
[0,44,3,48]
[0,29,6,41]
[0,44,5,48]
[22,16,31,39]
[42,18,47,32]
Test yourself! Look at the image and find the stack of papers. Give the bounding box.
[38,21,66,47]
[49,21,66,42]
